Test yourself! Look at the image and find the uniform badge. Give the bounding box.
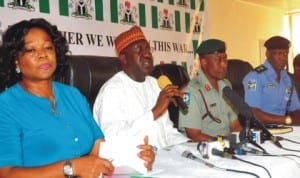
[205,84,211,91]
[184,92,191,105]
[210,103,216,108]
[247,80,256,91]
[285,87,292,101]
[267,83,275,88]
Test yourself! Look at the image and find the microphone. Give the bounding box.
[239,145,265,155]
[222,86,281,148]
[158,75,188,114]
[271,136,283,148]
[211,148,234,159]
[222,86,252,119]
[181,150,214,167]
[181,150,201,161]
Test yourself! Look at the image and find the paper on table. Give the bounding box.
[99,136,148,175]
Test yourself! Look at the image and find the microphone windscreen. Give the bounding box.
[222,86,251,119]
[158,75,172,89]
[181,150,192,158]
[223,86,247,109]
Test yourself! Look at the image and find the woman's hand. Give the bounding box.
[73,155,114,178]
[137,136,155,171]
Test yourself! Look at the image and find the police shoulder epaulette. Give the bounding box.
[254,65,267,73]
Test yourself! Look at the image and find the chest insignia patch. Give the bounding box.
[184,92,191,105]
[247,80,256,91]
[285,87,292,100]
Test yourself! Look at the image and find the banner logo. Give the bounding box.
[70,0,93,19]
[7,0,36,11]
[119,0,137,24]
[193,15,202,33]
[159,8,174,30]
[177,0,189,7]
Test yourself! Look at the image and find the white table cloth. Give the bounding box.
[106,127,300,178]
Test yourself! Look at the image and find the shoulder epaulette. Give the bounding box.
[254,65,267,73]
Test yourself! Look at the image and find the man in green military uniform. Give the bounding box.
[179,39,243,142]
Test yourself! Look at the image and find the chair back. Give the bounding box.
[56,55,121,108]
[226,59,253,99]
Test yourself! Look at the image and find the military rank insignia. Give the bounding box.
[205,84,211,91]
[254,65,267,73]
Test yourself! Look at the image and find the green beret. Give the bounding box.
[196,39,226,56]
[264,36,290,50]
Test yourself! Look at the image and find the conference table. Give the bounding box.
[107,127,300,178]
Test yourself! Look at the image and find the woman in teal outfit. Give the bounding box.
[0,18,154,178]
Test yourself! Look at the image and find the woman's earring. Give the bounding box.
[16,68,21,74]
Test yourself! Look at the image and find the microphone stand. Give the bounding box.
[251,115,281,148]
[222,86,281,152]
[235,115,267,154]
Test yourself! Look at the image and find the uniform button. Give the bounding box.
[74,137,79,142]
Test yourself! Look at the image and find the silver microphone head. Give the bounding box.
[181,150,191,157]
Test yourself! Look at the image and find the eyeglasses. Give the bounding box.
[125,42,152,55]
[198,89,221,123]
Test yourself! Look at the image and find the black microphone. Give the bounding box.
[270,136,283,148]
[222,86,252,119]
[211,148,234,159]
[181,150,215,168]
[222,86,282,148]
[240,145,265,155]
[158,75,188,114]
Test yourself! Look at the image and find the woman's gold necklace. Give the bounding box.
[21,83,56,114]
[50,99,56,114]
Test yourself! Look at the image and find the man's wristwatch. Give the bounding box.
[285,116,292,125]
[63,160,74,178]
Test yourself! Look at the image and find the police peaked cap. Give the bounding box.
[264,36,290,50]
